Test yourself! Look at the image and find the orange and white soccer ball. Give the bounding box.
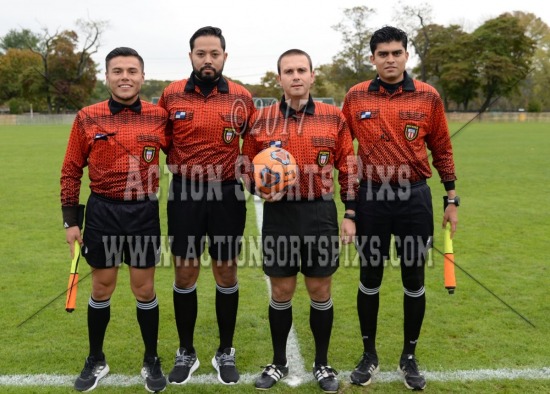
[252,147,297,195]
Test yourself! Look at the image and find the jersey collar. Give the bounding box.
[368,71,415,93]
[279,94,316,119]
[108,97,142,115]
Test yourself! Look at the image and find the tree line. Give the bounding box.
[1,5,549,114]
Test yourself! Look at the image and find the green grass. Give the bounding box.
[0,123,549,393]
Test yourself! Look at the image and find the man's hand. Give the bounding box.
[442,204,458,238]
[340,211,356,244]
[65,226,83,258]
[256,187,286,202]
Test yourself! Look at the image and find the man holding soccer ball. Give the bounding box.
[242,49,358,393]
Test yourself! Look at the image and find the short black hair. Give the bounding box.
[189,26,226,51]
[370,26,408,54]
[277,49,313,75]
[105,47,144,72]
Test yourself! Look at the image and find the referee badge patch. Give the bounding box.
[404,124,419,141]
[317,150,330,166]
[143,147,156,163]
[223,127,236,144]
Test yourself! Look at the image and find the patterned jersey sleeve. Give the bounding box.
[425,94,457,183]
[60,112,91,207]
[334,112,359,209]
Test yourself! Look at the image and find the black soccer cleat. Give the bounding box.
[141,355,167,393]
[254,363,289,390]
[313,363,339,393]
[399,354,427,390]
[350,352,379,386]
[167,347,199,385]
[212,347,239,384]
[74,354,110,392]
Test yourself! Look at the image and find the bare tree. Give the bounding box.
[28,19,108,112]
[330,6,377,89]
[395,2,434,81]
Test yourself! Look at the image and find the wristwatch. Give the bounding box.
[344,212,356,221]
[447,196,460,207]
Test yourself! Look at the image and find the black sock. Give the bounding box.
[173,283,197,353]
[88,297,110,359]
[269,299,292,366]
[403,286,426,355]
[215,282,239,352]
[136,295,159,358]
[310,298,334,366]
[357,283,380,355]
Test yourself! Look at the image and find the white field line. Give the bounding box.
[253,195,309,387]
[1,368,549,387]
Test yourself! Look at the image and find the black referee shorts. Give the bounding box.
[262,199,339,278]
[355,181,433,289]
[82,193,161,269]
[167,177,246,261]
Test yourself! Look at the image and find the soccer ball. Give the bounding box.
[252,147,297,195]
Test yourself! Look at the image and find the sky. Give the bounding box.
[1,0,548,85]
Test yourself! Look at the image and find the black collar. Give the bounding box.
[108,97,142,115]
[279,94,316,119]
[184,72,229,94]
[368,71,416,93]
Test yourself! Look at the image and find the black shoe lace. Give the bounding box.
[145,357,163,379]
[80,358,96,379]
[175,352,194,367]
[316,365,338,379]
[219,352,236,367]
[402,357,420,376]
[358,353,377,369]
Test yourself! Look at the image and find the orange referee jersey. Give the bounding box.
[242,96,358,207]
[61,98,168,205]
[342,74,456,185]
[158,75,255,182]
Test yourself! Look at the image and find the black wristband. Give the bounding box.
[344,212,356,222]
[62,204,85,229]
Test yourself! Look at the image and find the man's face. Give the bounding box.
[189,35,227,82]
[105,56,144,105]
[370,41,409,84]
[277,54,315,102]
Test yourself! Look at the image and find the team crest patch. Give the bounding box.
[404,125,419,141]
[223,127,236,143]
[317,150,330,166]
[143,147,156,163]
[175,111,187,119]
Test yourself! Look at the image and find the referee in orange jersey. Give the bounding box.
[158,26,255,386]
[242,49,358,393]
[342,26,458,391]
[61,47,168,392]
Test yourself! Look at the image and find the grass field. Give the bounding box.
[0,122,549,393]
